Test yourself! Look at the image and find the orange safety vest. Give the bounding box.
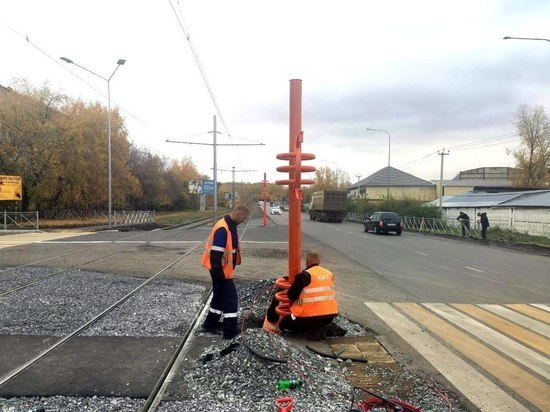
[201,218,241,279]
[290,265,338,318]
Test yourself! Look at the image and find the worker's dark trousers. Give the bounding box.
[202,271,238,336]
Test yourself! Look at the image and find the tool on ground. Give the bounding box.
[274,396,294,412]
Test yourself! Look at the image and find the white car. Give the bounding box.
[270,206,282,215]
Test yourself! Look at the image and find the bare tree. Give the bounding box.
[508,105,550,187]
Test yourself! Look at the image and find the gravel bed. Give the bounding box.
[161,328,353,412]
[1,275,465,411]
[0,267,205,337]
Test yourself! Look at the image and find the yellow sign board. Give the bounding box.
[0,175,23,201]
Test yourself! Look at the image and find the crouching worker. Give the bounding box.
[267,250,339,340]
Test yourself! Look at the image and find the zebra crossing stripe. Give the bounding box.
[531,304,550,312]
[396,303,550,411]
[364,302,525,411]
[505,303,550,324]
[424,303,550,380]
[452,304,550,355]
[479,304,550,338]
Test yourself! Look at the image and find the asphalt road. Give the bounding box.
[296,214,550,303]
[1,210,548,410]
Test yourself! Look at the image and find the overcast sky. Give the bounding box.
[2,1,550,185]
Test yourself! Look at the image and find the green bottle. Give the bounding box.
[277,379,302,390]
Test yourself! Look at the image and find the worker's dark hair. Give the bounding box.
[306,250,321,264]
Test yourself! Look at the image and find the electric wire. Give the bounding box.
[169,0,229,137]
[0,22,147,127]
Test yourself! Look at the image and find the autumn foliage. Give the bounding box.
[0,82,206,212]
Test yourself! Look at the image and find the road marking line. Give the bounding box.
[425,303,550,380]
[464,266,485,273]
[397,303,549,410]
[505,303,550,324]
[480,304,550,338]
[452,304,550,355]
[416,252,428,256]
[532,303,550,312]
[365,302,525,411]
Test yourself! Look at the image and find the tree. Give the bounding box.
[509,105,550,188]
[311,166,351,191]
[0,81,67,210]
[165,157,204,209]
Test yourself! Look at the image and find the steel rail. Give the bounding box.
[0,217,211,277]
[0,239,206,388]
[140,208,257,412]
[0,243,141,298]
[0,217,214,296]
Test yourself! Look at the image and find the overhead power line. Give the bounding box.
[169,0,230,137]
[0,22,147,126]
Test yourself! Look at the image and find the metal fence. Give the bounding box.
[345,212,475,236]
[1,211,40,230]
[113,211,155,226]
[2,210,155,230]
[401,216,480,237]
[344,212,549,238]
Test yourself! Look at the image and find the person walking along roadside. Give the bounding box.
[201,204,250,339]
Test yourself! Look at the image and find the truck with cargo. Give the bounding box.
[308,190,347,223]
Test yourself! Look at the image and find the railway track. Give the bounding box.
[0,211,257,408]
[0,216,214,298]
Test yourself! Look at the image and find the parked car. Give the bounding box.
[364,211,403,235]
[257,201,264,207]
[270,205,282,215]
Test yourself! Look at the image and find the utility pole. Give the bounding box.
[213,115,217,221]
[166,116,264,222]
[216,166,256,210]
[438,149,450,212]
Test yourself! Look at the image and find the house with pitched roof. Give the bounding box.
[348,166,436,201]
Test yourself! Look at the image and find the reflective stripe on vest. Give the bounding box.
[201,218,240,279]
[290,265,338,318]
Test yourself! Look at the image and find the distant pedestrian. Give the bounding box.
[456,211,470,237]
[477,212,490,240]
[201,204,250,339]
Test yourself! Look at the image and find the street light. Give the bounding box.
[366,128,391,200]
[503,36,550,43]
[60,57,126,229]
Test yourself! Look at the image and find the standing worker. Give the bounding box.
[457,211,470,237]
[477,212,490,240]
[202,204,250,339]
[277,250,339,340]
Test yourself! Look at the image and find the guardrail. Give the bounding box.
[113,211,155,226]
[402,216,480,238]
[1,212,40,230]
[344,213,480,237]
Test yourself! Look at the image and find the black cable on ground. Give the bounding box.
[242,340,287,363]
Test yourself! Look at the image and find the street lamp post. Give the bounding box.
[60,57,126,229]
[503,36,550,43]
[366,128,391,200]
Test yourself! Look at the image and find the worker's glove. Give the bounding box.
[266,297,280,323]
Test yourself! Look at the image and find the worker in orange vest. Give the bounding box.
[274,250,339,340]
[201,204,249,339]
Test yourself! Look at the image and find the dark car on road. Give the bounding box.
[364,211,403,235]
